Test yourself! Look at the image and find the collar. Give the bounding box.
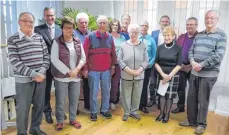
[204,28,218,34]
[76,28,89,35]
[139,34,149,39]
[19,29,35,39]
[120,28,128,33]
[160,29,163,33]
[95,30,109,38]
[186,31,198,39]
[46,23,55,29]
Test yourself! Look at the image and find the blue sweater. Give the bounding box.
[139,34,157,68]
[73,29,90,44]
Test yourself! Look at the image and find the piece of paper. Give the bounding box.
[157,80,169,96]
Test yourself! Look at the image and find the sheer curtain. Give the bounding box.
[121,0,229,115]
[122,0,229,85]
[63,0,229,85]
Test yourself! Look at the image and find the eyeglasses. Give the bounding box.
[161,21,169,23]
[205,17,218,20]
[186,24,197,26]
[98,22,107,25]
[129,31,139,35]
[20,20,34,24]
[63,27,74,30]
[79,21,88,25]
[112,24,118,26]
[45,15,54,17]
[140,25,148,28]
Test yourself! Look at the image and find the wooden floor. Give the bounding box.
[1,93,217,135]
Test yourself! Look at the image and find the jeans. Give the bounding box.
[88,70,111,113]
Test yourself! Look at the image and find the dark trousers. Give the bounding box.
[44,69,53,115]
[149,67,157,102]
[110,64,121,103]
[16,81,46,135]
[187,74,217,128]
[83,78,90,109]
[176,71,190,109]
[139,68,151,108]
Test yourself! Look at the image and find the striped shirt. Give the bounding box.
[188,28,227,77]
[7,31,50,83]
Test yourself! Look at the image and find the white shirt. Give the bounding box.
[19,30,35,39]
[66,41,77,70]
[46,23,55,39]
[158,30,164,46]
[51,40,86,82]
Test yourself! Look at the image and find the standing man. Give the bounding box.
[120,14,131,40]
[172,17,198,114]
[179,10,227,135]
[34,7,62,124]
[83,15,117,121]
[147,15,170,108]
[138,20,157,113]
[8,12,50,135]
[151,15,170,46]
[74,12,90,112]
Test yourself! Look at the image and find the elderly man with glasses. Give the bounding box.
[179,10,227,135]
[8,12,50,135]
[82,15,117,121]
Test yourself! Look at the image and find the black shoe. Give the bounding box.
[76,110,80,115]
[162,114,170,123]
[172,107,185,114]
[29,130,46,135]
[140,107,149,114]
[45,114,53,124]
[155,114,164,122]
[90,113,97,121]
[100,111,112,119]
[147,100,156,107]
[64,114,67,120]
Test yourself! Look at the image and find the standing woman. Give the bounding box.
[154,26,182,123]
[109,19,126,110]
[118,24,148,121]
[51,16,86,130]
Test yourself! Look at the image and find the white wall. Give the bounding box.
[63,1,124,20]
[15,0,63,27]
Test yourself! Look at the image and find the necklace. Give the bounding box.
[164,42,175,49]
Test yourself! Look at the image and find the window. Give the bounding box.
[1,0,17,46]
[124,0,158,33]
[2,0,11,45]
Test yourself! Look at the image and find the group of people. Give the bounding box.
[7,6,227,135]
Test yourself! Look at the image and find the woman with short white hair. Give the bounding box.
[118,24,148,121]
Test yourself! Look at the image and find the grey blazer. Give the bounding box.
[118,41,148,81]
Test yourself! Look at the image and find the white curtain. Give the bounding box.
[63,0,229,85]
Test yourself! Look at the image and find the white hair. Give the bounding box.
[96,15,108,24]
[76,12,89,23]
[128,24,141,33]
[205,10,220,18]
[140,20,149,26]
